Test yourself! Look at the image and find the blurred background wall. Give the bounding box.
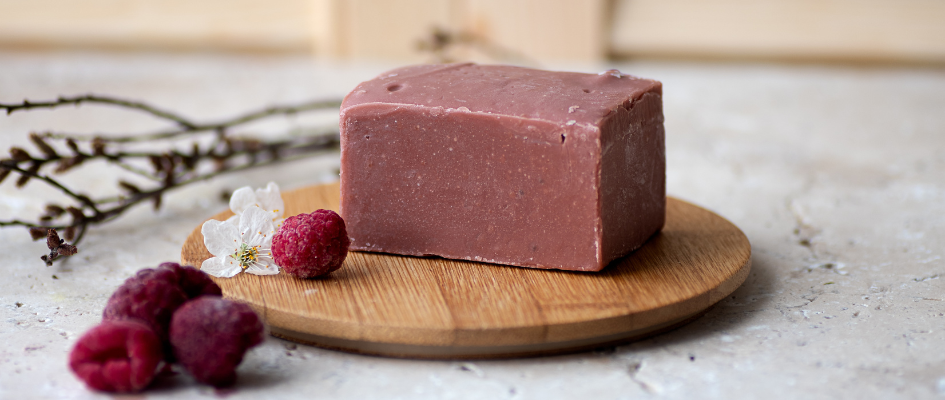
[0,0,943,65]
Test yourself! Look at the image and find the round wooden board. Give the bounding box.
[181,183,751,359]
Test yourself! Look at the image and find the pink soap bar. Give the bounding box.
[339,63,665,271]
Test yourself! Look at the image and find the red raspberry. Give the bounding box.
[102,268,188,343]
[169,297,264,387]
[69,320,163,392]
[157,262,222,298]
[271,209,350,278]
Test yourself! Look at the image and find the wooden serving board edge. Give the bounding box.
[267,302,723,360]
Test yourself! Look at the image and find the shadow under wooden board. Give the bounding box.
[181,182,751,359]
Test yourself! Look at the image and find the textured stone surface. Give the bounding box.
[1,52,943,399]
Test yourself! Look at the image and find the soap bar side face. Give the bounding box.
[340,104,602,269]
[599,90,666,264]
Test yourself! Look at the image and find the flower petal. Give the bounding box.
[201,256,242,278]
[202,219,240,257]
[240,206,275,247]
[225,214,239,227]
[245,258,280,275]
[255,182,284,220]
[229,186,257,215]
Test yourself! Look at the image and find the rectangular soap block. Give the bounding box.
[339,63,665,271]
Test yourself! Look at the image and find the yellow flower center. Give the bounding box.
[234,243,260,270]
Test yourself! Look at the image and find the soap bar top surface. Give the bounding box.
[342,63,661,125]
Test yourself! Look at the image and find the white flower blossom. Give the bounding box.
[201,205,279,278]
[225,182,285,227]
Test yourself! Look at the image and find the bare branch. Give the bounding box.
[37,99,342,143]
[1,94,198,129]
[1,93,343,266]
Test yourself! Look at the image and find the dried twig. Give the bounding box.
[1,94,341,266]
[36,99,342,143]
[416,26,539,66]
[1,94,198,128]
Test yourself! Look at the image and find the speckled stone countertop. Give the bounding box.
[1,51,943,399]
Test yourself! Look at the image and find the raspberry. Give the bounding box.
[271,209,350,278]
[102,268,188,343]
[169,297,264,387]
[69,320,163,392]
[157,262,222,298]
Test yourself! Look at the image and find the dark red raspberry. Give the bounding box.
[157,262,222,298]
[169,297,264,387]
[69,320,163,392]
[102,268,188,343]
[272,209,350,278]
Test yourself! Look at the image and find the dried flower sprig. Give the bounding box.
[39,228,78,267]
[416,26,539,66]
[0,94,342,266]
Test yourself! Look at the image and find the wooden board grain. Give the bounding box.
[181,182,751,359]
